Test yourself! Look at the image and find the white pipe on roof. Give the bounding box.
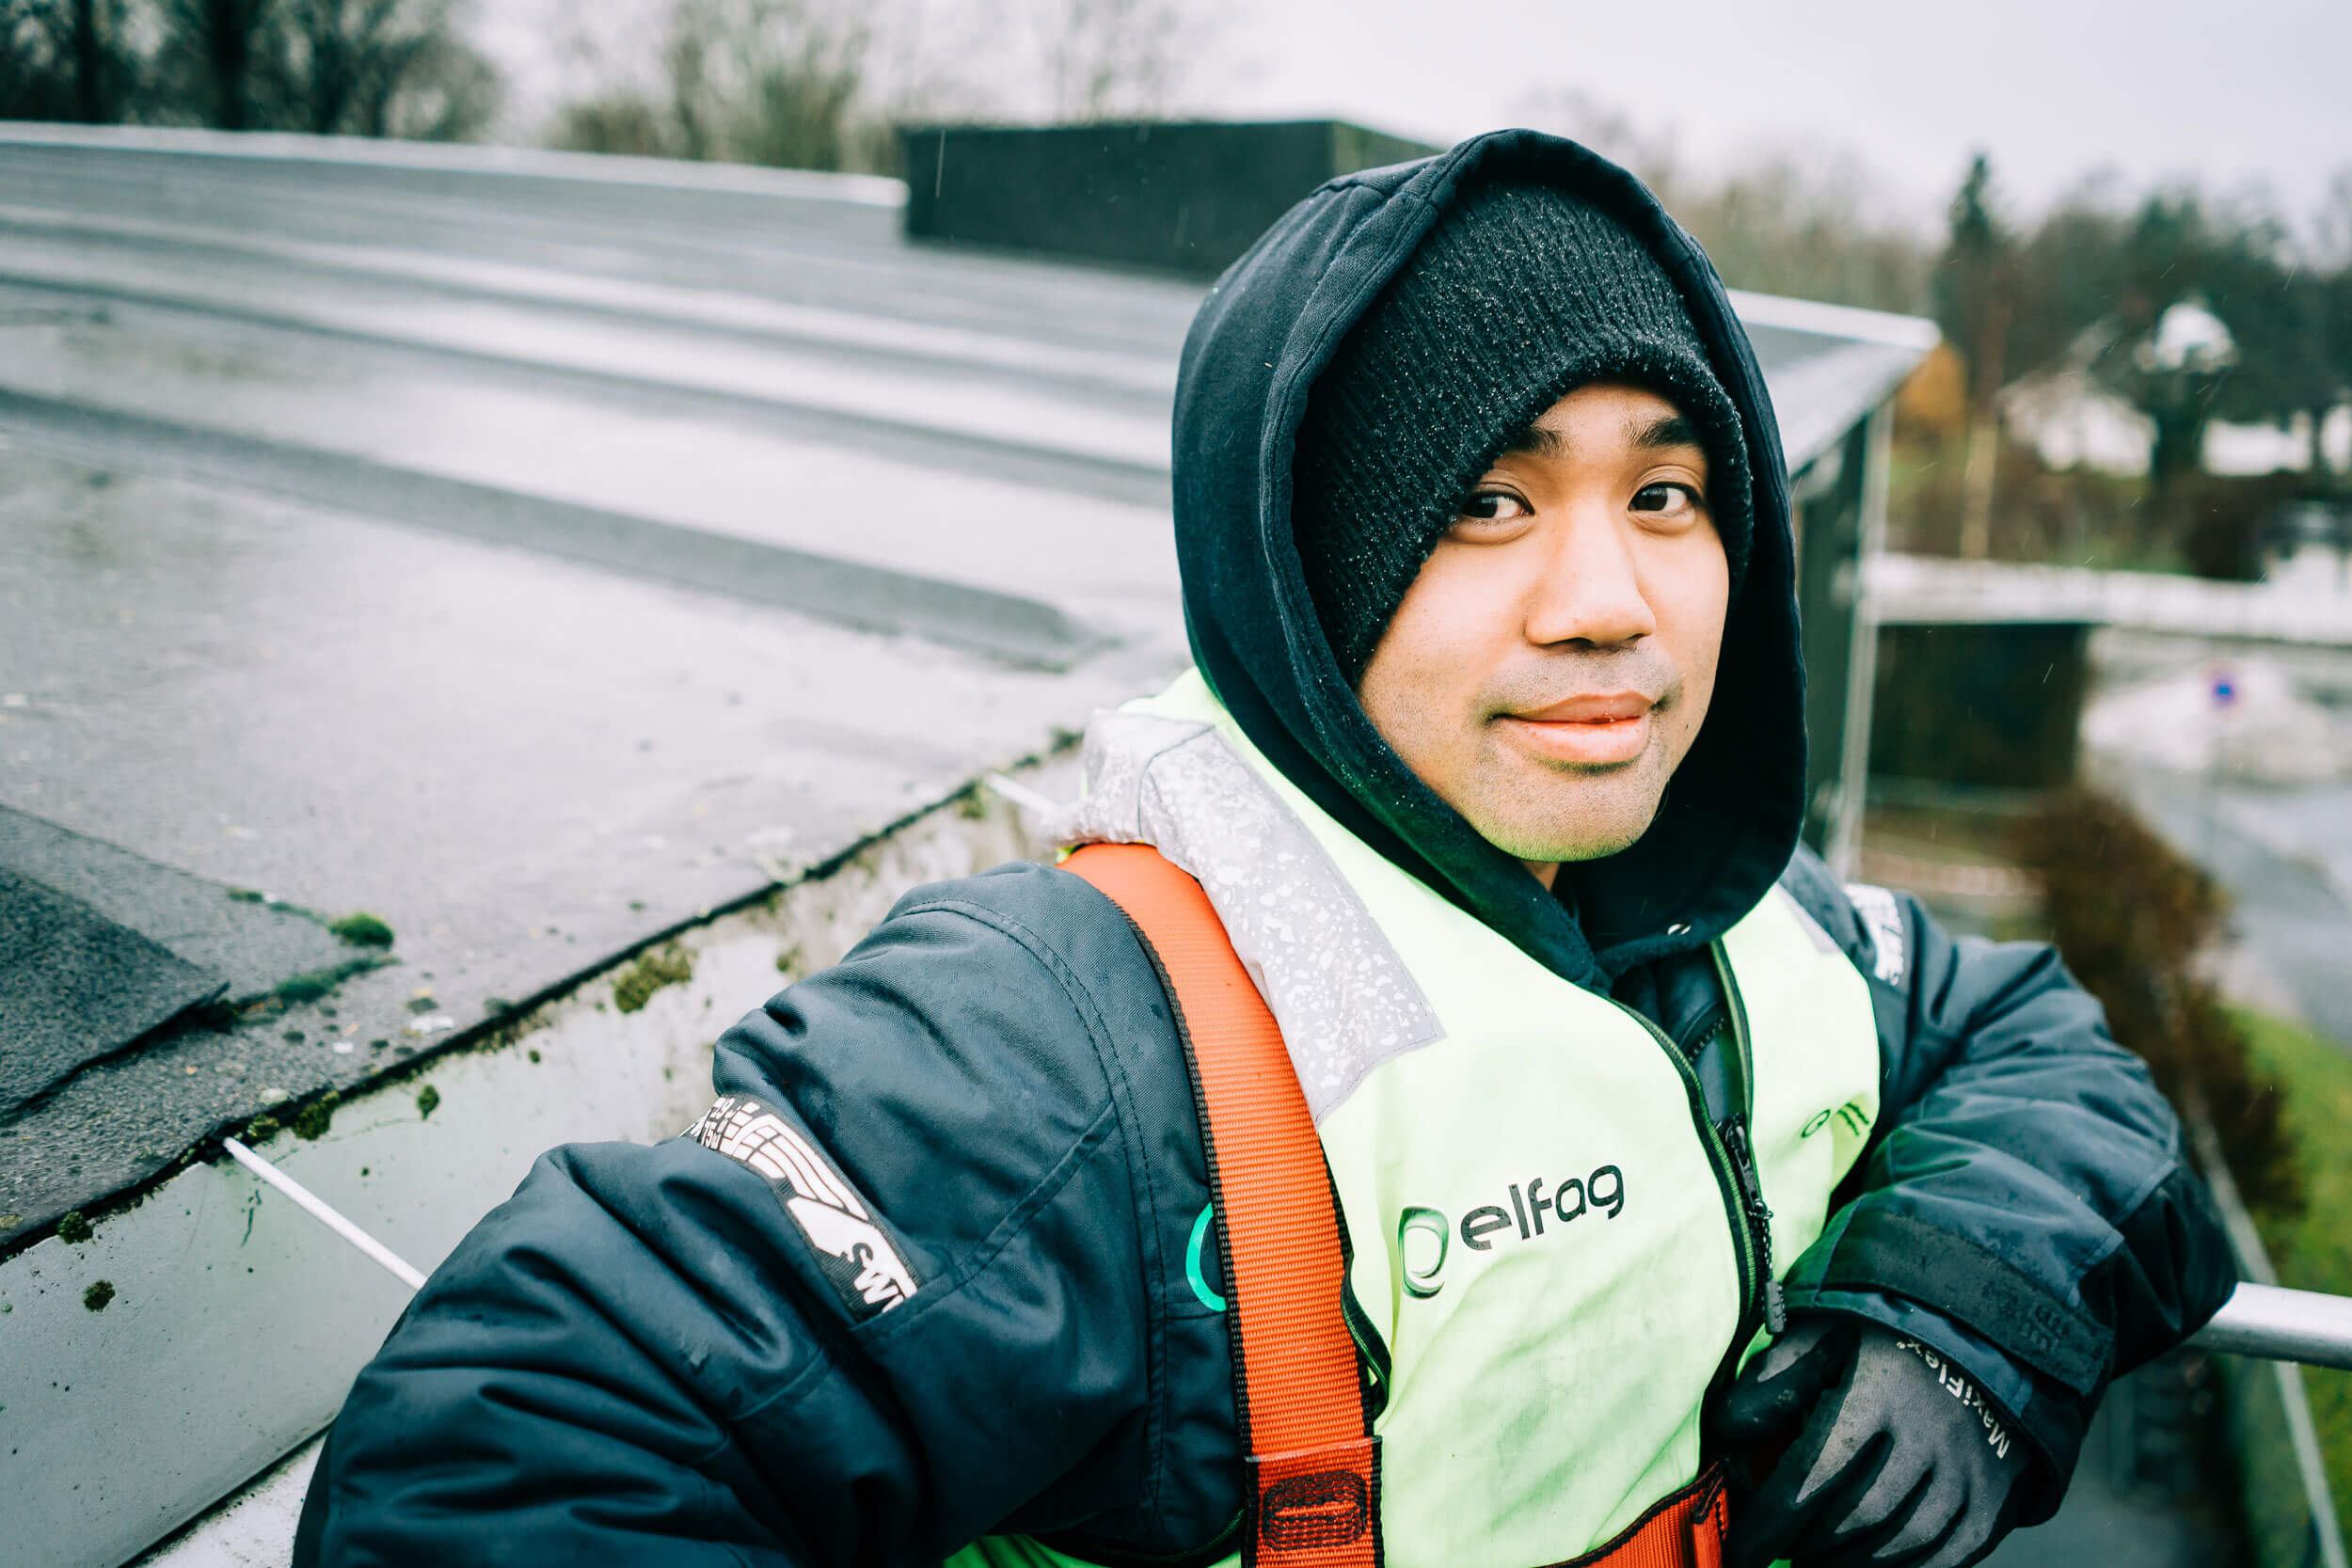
[222,1137,426,1293]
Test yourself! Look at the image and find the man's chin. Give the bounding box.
[1534,823,1653,864]
[1477,787,1666,865]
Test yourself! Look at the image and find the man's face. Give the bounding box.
[1356,383,1730,884]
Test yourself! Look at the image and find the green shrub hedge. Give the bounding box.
[2236,1007,2352,1511]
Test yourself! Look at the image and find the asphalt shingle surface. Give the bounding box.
[0,802,354,1004]
[0,865,221,1117]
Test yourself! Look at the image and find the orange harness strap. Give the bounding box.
[1068,843,1726,1568]
[1071,844,1379,1568]
[1544,1470,1727,1568]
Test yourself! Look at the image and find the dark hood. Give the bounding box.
[1172,129,1804,989]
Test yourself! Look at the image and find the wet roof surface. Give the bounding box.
[0,804,355,1003]
[0,864,220,1117]
[0,133,1928,1242]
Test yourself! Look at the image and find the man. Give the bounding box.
[297,132,2233,1568]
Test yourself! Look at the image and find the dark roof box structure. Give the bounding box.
[899,119,1440,277]
[1867,621,2098,791]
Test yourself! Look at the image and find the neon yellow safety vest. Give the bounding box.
[954,671,1882,1568]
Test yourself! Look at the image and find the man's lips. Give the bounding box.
[1495,691,1657,765]
[1511,692,1656,724]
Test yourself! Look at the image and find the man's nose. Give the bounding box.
[1523,509,1658,649]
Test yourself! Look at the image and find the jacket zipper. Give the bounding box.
[1600,970,1761,1376]
[1600,942,1787,1421]
[1708,943,1786,1338]
[1720,1120,1784,1335]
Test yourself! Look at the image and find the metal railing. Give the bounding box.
[2187,1112,2349,1568]
[2192,1282,2352,1370]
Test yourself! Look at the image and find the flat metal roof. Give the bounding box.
[0,129,1931,1244]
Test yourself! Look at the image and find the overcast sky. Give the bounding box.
[1184,0,2352,234]
[482,0,2352,240]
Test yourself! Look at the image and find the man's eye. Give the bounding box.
[1455,490,1530,523]
[1631,483,1700,514]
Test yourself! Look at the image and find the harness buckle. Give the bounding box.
[1248,1436,1380,1560]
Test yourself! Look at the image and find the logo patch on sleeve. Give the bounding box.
[687,1094,919,1320]
[1843,882,1908,987]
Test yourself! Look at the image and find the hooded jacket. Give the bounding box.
[296,133,2235,1566]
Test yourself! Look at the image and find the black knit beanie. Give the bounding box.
[1295,178,1752,684]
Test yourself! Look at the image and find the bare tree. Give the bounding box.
[546,0,1229,169]
[278,0,489,135]
[66,0,107,116]
[550,89,671,157]
[367,24,499,138]
[146,0,496,135]
[554,0,876,171]
[150,0,278,129]
[1,1,76,119]
[1037,0,1193,121]
[0,0,138,120]
[727,22,865,169]
[1518,88,1931,316]
[1676,153,1930,315]
[854,0,1005,128]
[665,0,870,167]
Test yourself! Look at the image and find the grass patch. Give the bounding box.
[2234,1007,2352,1511]
[272,956,389,1006]
[612,946,693,1014]
[329,912,395,948]
[290,1093,339,1141]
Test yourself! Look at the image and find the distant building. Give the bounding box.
[2268,499,2352,596]
[2000,301,2352,481]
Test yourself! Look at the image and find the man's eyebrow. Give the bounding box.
[1497,416,1700,460]
[1498,423,1565,460]
[1635,414,1703,451]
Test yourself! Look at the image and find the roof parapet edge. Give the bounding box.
[1730,287,1942,353]
[0,121,908,209]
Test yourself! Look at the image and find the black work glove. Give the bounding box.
[1712,1318,2032,1568]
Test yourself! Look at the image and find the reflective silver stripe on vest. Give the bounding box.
[1051,709,1444,1122]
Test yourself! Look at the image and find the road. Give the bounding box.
[2127,771,2352,1047]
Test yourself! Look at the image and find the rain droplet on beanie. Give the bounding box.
[1293,177,1753,685]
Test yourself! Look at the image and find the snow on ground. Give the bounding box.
[2084,657,2352,785]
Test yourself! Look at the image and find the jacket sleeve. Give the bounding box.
[294,863,1221,1566]
[1772,847,2237,1518]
